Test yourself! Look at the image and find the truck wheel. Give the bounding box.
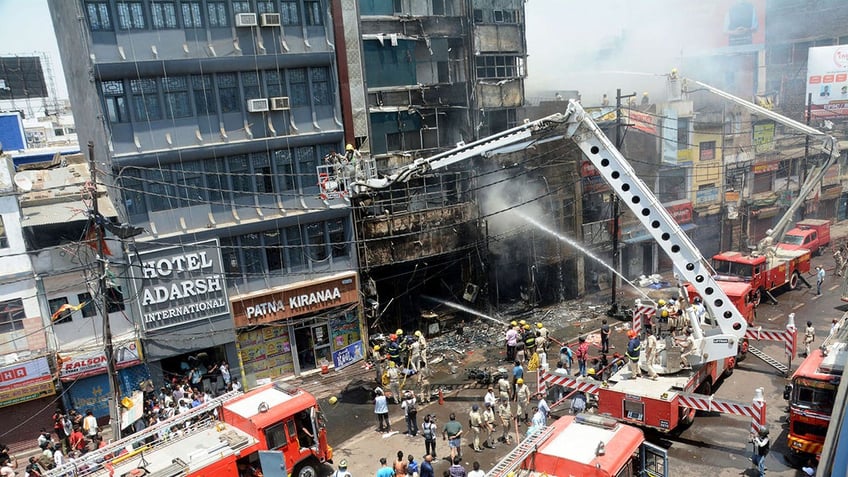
[296,461,318,477]
[789,272,800,290]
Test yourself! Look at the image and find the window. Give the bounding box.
[191,75,216,115]
[273,149,296,192]
[289,68,308,107]
[295,146,316,190]
[174,161,205,207]
[432,0,446,16]
[266,70,287,97]
[151,1,178,29]
[253,153,273,193]
[232,1,252,13]
[49,297,71,324]
[304,0,323,25]
[311,67,332,105]
[130,78,162,121]
[242,71,261,100]
[162,76,192,119]
[677,117,690,147]
[182,1,204,28]
[121,168,147,216]
[106,287,126,313]
[116,2,146,30]
[280,1,300,25]
[475,56,519,79]
[242,233,264,278]
[86,1,112,30]
[257,1,276,13]
[0,216,8,248]
[0,299,25,333]
[286,226,304,269]
[228,155,253,199]
[306,222,328,261]
[699,141,716,161]
[265,422,287,450]
[76,293,97,318]
[217,73,240,113]
[105,87,133,125]
[328,218,347,258]
[207,1,229,27]
[265,229,285,272]
[473,9,483,22]
[147,168,175,211]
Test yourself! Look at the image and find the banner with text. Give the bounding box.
[0,357,55,408]
[59,341,143,381]
[806,45,848,118]
[136,240,230,331]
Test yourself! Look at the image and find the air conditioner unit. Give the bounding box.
[260,13,281,27]
[246,98,269,112]
[269,96,290,110]
[235,13,258,27]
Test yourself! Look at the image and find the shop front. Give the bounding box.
[58,340,149,424]
[133,240,238,389]
[231,271,363,389]
[0,356,58,452]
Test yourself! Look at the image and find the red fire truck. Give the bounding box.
[711,248,811,306]
[783,313,847,460]
[45,382,332,477]
[485,414,668,477]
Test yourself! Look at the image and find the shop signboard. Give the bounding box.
[0,357,55,408]
[232,272,359,327]
[135,239,229,331]
[59,341,143,381]
[332,340,364,370]
[696,187,719,205]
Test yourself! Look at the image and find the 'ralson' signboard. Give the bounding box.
[231,272,358,327]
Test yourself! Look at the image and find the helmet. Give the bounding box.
[329,396,338,405]
[523,324,531,330]
[694,297,701,304]
[388,361,396,367]
[627,330,637,339]
[390,333,397,341]
[519,320,527,326]
[587,368,596,375]
[516,378,524,385]
[345,144,354,151]
[373,345,381,351]
[536,323,543,329]
[339,460,348,468]
[510,321,517,327]
[658,299,666,306]
[661,310,669,318]
[472,404,479,411]
[396,329,404,335]
[414,330,422,337]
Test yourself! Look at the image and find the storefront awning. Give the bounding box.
[623,223,698,245]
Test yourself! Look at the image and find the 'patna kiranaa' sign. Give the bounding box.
[136,240,230,331]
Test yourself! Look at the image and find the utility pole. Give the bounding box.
[88,141,122,440]
[801,92,813,220]
[611,89,635,312]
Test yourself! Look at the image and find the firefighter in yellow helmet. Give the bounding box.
[344,143,360,163]
[372,345,385,384]
[536,322,549,351]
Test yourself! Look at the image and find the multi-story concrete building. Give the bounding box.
[341,0,530,325]
[48,0,363,390]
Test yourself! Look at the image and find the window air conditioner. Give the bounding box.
[260,13,281,27]
[246,98,269,112]
[235,13,258,27]
[270,97,290,110]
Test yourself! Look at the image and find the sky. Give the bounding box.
[0,0,69,100]
[0,0,760,106]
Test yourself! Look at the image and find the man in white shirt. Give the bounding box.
[82,410,98,438]
[483,387,496,408]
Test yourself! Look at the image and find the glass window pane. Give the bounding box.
[208,2,228,27]
[281,1,300,25]
[218,73,240,113]
[274,149,295,192]
[306,222,328,261]
[289,68,308,107]
[242,71,261,99]
[191,74,216,115]
[77,293,97,318]
[311,67,331,105]
[295,146,315,190]
[50,297,71,324]
[228,155,253,198]
[286,226,304,269]
[328,218,347,258]
[265,229,285,272]
[304,0,323,25]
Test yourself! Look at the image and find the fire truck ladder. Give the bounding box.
[485,425,555,477]
[46,390,242,477]
[747,346,789,375]
[744,315,798,377]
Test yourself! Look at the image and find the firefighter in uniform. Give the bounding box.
[626,330,642,379]
[536,323,549,351]
[415,330,428,365]
[387,334,402,366]
[372,345,385,384]
[522,325,537,356]
[387,361,402,403]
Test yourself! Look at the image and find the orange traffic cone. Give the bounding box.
[438,389,444,405]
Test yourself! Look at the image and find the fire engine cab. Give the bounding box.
[45,382,332,477]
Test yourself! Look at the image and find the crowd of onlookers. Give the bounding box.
[0,359,237,477]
